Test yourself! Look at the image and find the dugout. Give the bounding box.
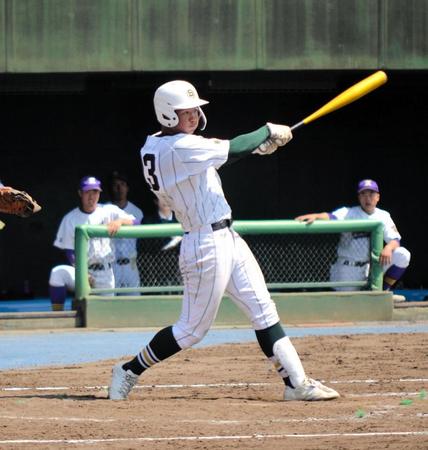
[0,0,427,301]
[0,70,426,300]
[70,220,394,328]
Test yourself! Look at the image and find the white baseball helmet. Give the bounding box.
[153,80,209,130]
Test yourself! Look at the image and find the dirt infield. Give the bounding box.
[0,332,427,449]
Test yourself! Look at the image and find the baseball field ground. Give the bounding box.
[0,331,427,449]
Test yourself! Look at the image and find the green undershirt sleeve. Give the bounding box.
[227,125,270,164]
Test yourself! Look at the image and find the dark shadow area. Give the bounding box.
[0,70,426,296]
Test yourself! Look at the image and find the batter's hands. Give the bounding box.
[267,123,293,146]
[252,138,278,155]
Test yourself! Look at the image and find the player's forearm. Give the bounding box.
[65,249,75,266]
[295,212,330,223]
[107,218,134,236]
[228,126,270,157]
[384,239,400,252]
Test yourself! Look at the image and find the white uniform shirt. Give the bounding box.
[141,133,231,232]
[54,204,135,265]
[331,206,401,261]
[111,201,143,259]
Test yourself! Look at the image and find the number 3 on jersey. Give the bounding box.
[142,154,160,191]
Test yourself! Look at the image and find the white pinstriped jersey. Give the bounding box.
[54,204,135,265]
[140,133,231,232]
[331,206,401,261]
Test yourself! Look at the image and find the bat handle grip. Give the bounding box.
[290,121,305,131]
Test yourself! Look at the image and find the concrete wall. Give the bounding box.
[0,0,426,72]
[82,291,393,328]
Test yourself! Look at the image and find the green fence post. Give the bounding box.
[75,225,90,300]
[370,222,384,290]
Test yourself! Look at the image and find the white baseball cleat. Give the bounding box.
[108,362,139,400]
[284,377,340,401]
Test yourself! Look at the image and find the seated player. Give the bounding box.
[295,179,411,291]
[48,176,136,311]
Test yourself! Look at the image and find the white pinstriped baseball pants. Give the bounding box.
[172,226,280,349]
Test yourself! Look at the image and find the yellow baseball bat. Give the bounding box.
[290,71,388,131]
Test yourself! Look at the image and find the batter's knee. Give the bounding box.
[393,247,411,268]
[172,324,208,349]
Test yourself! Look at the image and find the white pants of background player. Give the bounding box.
[112,257,140,295]
[49,264,115,294]
[330,247,411,291]
[172,226,280,349]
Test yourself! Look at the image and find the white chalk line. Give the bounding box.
[1,378,427,392]
[1,431,428,445]
[348,392,423,398]
[1,410,425,425]
[0,415,115,423]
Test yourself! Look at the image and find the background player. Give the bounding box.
[108,171,144,294]
[137,195,181,288]
[108,80,339,402]
[48,176,136,311]
[295,179,411,291]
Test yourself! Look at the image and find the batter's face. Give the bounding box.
[358,189,380,214]
[79,189,100,213]
[175,108,200,134]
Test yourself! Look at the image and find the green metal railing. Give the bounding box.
[75,219,384,300]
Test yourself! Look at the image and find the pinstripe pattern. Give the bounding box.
[140,130,279,350]
[173,228,280,349]
[141,134,231,232]
[108,88,339,401]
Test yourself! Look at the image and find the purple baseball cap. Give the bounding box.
[357,179,379,193]
[79,176,102,192]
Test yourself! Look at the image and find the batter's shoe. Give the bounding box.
[108,362,139,400]
[284,377,340,401]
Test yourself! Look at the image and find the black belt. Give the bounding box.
[88,263,111,271]
[116,258,130,265]
[211,218,232,231]
[343,260,369,267]
[185,218,232,234]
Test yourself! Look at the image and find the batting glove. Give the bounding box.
[252,138,278,156]
[267,123,293,146]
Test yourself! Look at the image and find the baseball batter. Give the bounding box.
[49,176,136,311]
[108,171,144,294]
[296,179,411,291]
[108,80,339,402]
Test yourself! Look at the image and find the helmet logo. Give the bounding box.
[187,89,195,98]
